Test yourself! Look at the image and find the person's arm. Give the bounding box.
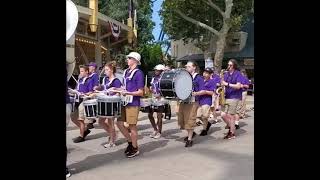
[194,90,214,96]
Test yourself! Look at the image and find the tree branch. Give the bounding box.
[202,0,226,19]
[174,9,221,36]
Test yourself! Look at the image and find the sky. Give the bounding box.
[152,0,164,41]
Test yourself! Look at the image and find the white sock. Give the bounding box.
[235,121,239,125]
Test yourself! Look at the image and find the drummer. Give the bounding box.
[178,61,204,147]
[111,52,144,158]
[69,65,95,143]
[87,62,100,129]
[148,64,166,139]
[95,61,122,148]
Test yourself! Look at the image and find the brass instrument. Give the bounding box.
[215,68,228,106]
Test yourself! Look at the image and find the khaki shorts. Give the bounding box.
[119,106,139,125]
[66,104,71,127]
[197,104,211,119]
[177,102,198,130]
[70,102,86,121]
[222,99,240,115]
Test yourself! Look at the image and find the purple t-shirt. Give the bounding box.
[103,77,122,95]
[89,72,99,86]
[224,70,242,100]
[241,75,250,92]
[193,74,205,102]
[199,78,216,106]
[211,73,221,87]
[78,77,94,93]
[150,75,161,95]
[124,68,144,106]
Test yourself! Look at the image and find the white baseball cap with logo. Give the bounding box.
[126,52,141,65]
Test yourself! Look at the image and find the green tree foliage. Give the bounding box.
[160,0,253,71]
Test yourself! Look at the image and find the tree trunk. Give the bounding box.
[213,0,233,73]
[213,33,227,73]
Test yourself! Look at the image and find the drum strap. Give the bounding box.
[192,73,199,80]
[102,76,119,89]
[122,68,139,89]
[76,77,89,91]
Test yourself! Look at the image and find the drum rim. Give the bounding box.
[159,69,193,100]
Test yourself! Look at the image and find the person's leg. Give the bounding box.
[126,106,140,157]
[148,110,158,136]
[98,117,110,133]
[156,112,163,134]
[185,103,198,147]
[107,118,116,143]
[225,99,239,138]
[116,121,131,141]
[129,124,138,148]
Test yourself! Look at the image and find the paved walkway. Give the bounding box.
[67,96,254,180]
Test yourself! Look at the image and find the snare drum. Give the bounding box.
[159,69,193,101]
[140,98,152,113]
[97,95,122,118]
[151,98,167,112]
[83,99,98,118]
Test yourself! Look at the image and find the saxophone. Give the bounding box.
[215,69,227,106]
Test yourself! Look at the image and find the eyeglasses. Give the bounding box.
[228,64,233,66]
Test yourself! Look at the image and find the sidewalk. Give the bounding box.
[67,98,254,180]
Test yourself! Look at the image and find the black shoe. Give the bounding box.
[125,143,133,155]
[83,129,91,138]
[73,136,85,143]
[206,122,212,131]
[66,168,71,178]
[87,123,94,129]
[184,132,197,142]
[235,124,240,129]
[199,130,208,136]
[126,147,139,158]
[185,140,193,147]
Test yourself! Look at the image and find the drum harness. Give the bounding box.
[121,68,139,106]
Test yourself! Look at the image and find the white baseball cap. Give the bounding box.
[154,64,165,71]
[126,52,141,65]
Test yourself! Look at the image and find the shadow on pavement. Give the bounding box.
[69,139,169,175]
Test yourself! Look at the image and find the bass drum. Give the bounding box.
[159,69,193,101]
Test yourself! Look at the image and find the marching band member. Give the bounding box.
[220,59,243,139]
[235,69,250,127]
[87,62,99,129]
[66,71,71,178]
[112,52,144,158]
[148,64,166,139]
[97,61,122,148]
[210,68,221,123]
[69,65,95,143]
[195,68,216,136]
[178,61,204,147]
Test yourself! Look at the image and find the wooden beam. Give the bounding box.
[100,32,112,40]
[75,33,97,41]
[110,38,127,47]
[75,41,89,64]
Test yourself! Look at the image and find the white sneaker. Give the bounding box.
[153,132,161,139]
[103,142,116,148]
[149,131,157,138]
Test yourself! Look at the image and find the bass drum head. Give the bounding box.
[174,70,193,100]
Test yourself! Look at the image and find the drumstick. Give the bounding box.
[108,89,124,93]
